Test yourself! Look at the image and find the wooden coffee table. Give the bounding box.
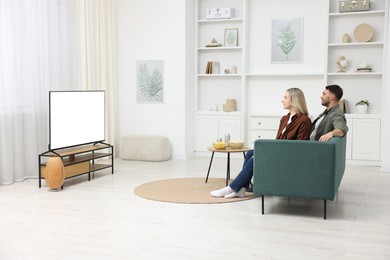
[205,146,251,186]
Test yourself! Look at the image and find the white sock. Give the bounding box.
[211,186,233,197]
[224,187,246,198]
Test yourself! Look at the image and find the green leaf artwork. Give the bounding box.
[224,29,238,47]
[271,17,302,63]
[226,32,236,45]
[136,61,163,103]
[276,23,297,61]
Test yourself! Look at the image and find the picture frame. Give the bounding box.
[136,60,164,103]
[271,17,303,63]
[224,28,238,47]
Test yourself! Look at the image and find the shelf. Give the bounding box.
[328,42,384,47]
[327,72,382,76]
[40,152,112,166]
[345,113,381,119]
[198,46,242,51]
[91,164,112,172]
[196,111,242,116]
[44,143,111,157]
[62,152,111,166]
[198,18,243,23]
[329,10,385,16]
[246,73,324,77]
[197,74,242,77]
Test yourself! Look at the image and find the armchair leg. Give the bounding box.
[324,200,327,220]
[261,195,264,215]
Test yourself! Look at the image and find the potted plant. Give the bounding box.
[355,100,369,114]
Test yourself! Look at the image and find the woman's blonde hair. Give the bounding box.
[286,88,309,115]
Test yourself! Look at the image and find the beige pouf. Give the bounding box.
[120,135,171,162]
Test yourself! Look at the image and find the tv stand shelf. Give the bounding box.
[39,143,114,188]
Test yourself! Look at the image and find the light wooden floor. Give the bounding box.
[1,156,390,260]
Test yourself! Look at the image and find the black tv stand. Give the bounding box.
[39,142,114,188]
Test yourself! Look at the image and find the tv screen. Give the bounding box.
[49,90,105,150]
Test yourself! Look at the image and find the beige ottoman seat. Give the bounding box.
[120,135,170,162]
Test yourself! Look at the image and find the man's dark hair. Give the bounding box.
[326,84,343,101]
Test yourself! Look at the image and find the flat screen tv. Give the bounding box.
[49,90,105,150]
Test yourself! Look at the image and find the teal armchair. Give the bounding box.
[253,137,346,219]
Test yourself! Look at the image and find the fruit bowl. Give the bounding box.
[229,140,244,149]
[212,142,227,150]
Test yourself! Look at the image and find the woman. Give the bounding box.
[211,88,312,198]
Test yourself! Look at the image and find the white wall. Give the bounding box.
[117,0,193,159]
[246,0,328,117]
[185,0,196,158]
[381,2,390,172]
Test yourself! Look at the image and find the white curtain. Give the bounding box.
[77,0,118,153]
[0,0,118,185]
[0,0,79,185]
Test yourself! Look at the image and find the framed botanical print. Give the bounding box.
[224,28,238,47]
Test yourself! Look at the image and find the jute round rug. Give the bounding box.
[134,177,256,204]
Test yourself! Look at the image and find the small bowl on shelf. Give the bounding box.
[212,142,227,150]
[229,140,244,149]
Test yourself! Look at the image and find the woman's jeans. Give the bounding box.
[229,150,253,192]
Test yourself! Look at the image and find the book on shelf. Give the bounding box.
[340,99,349,113]
[211,62,220,74]
[205,61,220,74]
[205,61,211,74]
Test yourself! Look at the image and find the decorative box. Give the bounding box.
[339,0,370,13]
[206,8,233,20]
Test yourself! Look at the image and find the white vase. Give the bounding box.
[356,105,368,114]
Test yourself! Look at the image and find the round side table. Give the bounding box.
[206,146,251,186]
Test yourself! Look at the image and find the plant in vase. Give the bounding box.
[355,100,369,114]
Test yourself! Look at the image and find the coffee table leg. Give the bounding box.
[205,151,215,183]
[226,152,230,186]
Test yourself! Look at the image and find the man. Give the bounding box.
[311,84,349,141]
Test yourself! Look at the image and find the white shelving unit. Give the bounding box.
[195,0,246,151]
[327,1,387,114]
[326,0,388,164]
[194,0,388,164]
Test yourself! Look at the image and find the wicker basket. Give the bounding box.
[229,141,244,149]
[223,104,237,112]
[226,99,236,105]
